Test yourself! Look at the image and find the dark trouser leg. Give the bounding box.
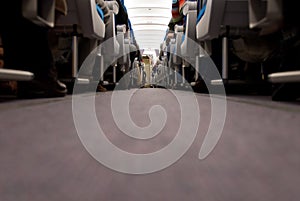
[0,1,66,97]
[0,0,55,80]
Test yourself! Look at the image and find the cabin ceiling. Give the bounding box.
[124,0,172,50]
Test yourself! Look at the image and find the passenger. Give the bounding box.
[168,0,186,31]
[0,0,67,98]
[114,0,129,31]
[270,1,300,100]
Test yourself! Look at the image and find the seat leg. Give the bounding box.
[195,56,200,81]
[222,36,228,80]
[95,53,104,82]
[174,68,178,85]
[72,35,78,78]
[182,65,186,84]
[71,24,79,78]
[113,64,117,83]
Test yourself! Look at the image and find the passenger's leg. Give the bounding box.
[271,1,300,101]
[0,0,67,98]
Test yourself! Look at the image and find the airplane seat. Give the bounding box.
[102,0,129,85]
[180,1,198,58]
[169,38,176,68]
[128,28,139,69]
[161,30,174,65]
[156,41,169,85]
[196,0,249,83]
[248,0,300,86]
[172,1,198,85]
[196,0,249,41]
[248,0,283,35]
[162,31,175,86]
[257,0,300,100]
[169,37,183,85]
[53,0,107,85]
[116,25,132,88]
[170,25,185,85]
[173,25,184,66]
[165,32,175,64]
[103,0,120,57]
[103,4,138,88]
[160,29,172,68]
[124,21,133,66]
[56,0,106,39]
[124,31,131,68]
[126,20,136,69]
[159,43,166,62]
[116,25,127,65]
[115,24,131,88]
[22,0,56,28]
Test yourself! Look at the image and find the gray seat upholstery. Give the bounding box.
[124,32,131,66]
[195,0,249,81]
[54,0,108,80]
[180,1,198,57]
[169,38,176,68]
[22,0,56,28]
[196,0,249,41]
[56,0,106,39]
[116,25,127,64]
[103,0,120,57]
[173,25,184,65]
[248,0,283,35]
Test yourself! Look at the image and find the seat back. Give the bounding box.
[196,0,249,41]
[173,25,184,65]
[116,25,127,64]
[55,0,106,39]
[22,0,55,27]
[248,0,283,35]
[103,0,120,57]
[181,1,198,57]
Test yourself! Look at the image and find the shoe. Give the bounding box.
[17,79,67,98]
[97,84,107,92]
[192,79,208,93]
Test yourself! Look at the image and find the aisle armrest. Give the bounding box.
[0,69,34,81]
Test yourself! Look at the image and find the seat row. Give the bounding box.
[161,0,300,101]
[0,0,139,91]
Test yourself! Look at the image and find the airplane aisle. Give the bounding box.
[0,88,300,201]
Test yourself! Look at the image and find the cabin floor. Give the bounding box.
[0,88,300,201]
